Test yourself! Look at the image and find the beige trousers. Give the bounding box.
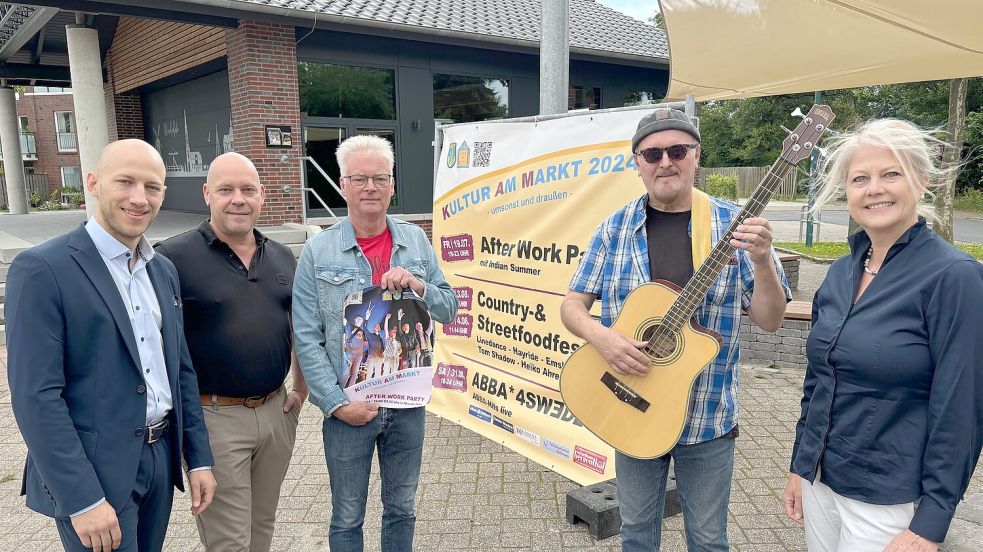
[195,389,299,552]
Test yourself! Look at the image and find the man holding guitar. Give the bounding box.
[560,108,791,551]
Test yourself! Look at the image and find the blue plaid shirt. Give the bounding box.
[569,194,792,444]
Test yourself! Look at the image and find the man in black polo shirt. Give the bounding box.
[155,152,308,552]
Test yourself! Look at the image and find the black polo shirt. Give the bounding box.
[155,220,296,397]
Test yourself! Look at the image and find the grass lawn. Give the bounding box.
[954,190,983,213]
[775,241,983,260]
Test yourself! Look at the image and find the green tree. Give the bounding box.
[698,79,983,192]
[649,11,666,30]
[432,75,508,123]
[936,78,969,242]
[298,63,396,120]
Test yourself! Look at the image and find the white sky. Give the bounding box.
[595,0,660,23]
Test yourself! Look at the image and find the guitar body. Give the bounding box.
[560,281,722,459]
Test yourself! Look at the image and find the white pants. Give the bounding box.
[801,474,917,552]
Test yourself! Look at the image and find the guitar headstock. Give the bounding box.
[782,104,836,164]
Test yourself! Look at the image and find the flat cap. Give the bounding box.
[632,108,701,152]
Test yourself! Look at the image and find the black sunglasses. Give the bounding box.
[635,143,698,164]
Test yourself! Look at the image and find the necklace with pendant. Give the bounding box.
[864,246,879,276]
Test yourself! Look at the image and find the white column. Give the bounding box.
[66,24,109,218]
[539,0,569,115]
[0,86,29,214]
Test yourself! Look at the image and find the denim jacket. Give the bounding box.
[292,216,458,417]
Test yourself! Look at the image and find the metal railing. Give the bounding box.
[20,131,37,157]
[61,169,83,189]
[0,131,38,160]
[432,99,694,183]
[0,173,49,209]
[279,154,343,227]
[798,206,823,242]
[57,132,78,151]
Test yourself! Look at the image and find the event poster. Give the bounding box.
[342,287,434,408]
[430,108,655,485]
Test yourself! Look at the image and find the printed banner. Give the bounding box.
[430,109,652,485]
[342,287,434,408]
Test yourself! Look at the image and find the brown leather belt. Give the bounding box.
[201,386,282,408]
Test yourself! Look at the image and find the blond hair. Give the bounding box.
[335,135,394,176]
[811,118,955,222]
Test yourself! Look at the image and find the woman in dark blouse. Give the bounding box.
[782,119,983,551]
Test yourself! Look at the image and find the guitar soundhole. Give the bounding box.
[641,324,680,361]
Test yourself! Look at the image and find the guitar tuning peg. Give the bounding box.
[780,125,794,136]
[791,107,805,119]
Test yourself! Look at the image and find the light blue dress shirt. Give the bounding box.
[85,218,172,424]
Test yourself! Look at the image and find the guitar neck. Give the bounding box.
[661,156,797,332]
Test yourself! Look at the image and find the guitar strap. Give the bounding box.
[690,188,713,270]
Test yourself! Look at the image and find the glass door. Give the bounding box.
[302,126,346,215]
[301,121,399,218]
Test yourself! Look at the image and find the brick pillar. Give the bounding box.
[227,20,303,225]
[103,55,144,141]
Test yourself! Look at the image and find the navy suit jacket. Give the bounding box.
[5,224,213,518]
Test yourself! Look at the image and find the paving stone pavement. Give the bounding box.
[790,259,829,302]
[1,347,980,551]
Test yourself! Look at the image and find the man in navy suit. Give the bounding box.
[6,139,217,552]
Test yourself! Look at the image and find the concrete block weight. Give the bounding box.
[566,467,681,540]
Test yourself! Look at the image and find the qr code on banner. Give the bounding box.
[473,141,493,167]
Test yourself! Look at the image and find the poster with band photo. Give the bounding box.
[342,286,434,407]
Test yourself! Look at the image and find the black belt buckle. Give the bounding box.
[145,418,169,444]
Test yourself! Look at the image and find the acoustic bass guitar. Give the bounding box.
[560,104,835,458]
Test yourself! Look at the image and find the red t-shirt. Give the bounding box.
[356,228,393,286]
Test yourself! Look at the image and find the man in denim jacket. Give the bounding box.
[292,135,457,552]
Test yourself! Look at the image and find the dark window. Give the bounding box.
[298,63,396,120]
[433,74,509,124]
[301,126,399,213]
[569,86,601,110]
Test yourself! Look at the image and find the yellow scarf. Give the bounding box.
[690,188,712,270]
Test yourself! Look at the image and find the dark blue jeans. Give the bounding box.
[322,406,425,552]
[616,435,735,552]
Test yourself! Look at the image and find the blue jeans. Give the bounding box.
[616,435,735,552]
[322,406,425,552]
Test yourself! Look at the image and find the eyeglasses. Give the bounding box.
[635,144,698,164]
[343,174,392,188]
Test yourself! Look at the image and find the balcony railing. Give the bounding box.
[0,131,38,160]
[62,171,83,189]
[21,132,37,157]
[57,132,78,151]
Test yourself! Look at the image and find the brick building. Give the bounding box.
[11,86,82,193]
[0,0,669,226]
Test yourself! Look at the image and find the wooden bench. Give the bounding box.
[785,300,812,320]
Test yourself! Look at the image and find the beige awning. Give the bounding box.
[661,0,983,101]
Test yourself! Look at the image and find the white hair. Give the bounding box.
[335,135,394,176]
[811,118,956,222]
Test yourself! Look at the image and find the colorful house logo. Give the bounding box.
[457,141,470,168]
